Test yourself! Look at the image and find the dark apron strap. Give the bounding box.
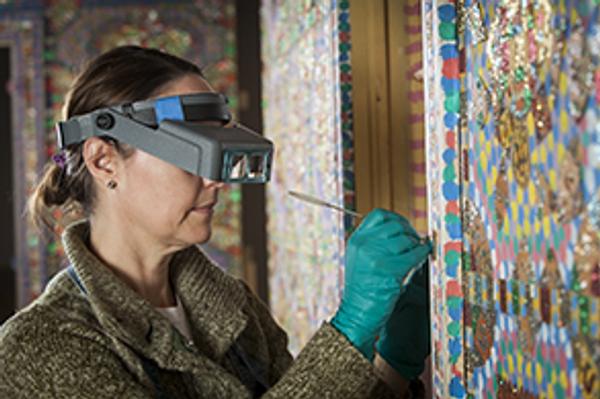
[66,265,168,399]
[139,357,168,399]
[226,342,270,397]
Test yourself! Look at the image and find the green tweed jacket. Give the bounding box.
[0,220,398,398]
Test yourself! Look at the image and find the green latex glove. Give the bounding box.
[375,265,430,379]
[331,208,432,360]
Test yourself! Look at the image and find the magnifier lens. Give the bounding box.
[247,155,265,179]
[223,151,270,182]
[229,154,247,179]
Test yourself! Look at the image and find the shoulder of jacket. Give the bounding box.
[0,269,100,352]
[0,298,114,376]
[0,297,143,398]
[0,300,63,357]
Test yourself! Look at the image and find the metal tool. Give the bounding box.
[288,190,363,217]
[288,190,429,286]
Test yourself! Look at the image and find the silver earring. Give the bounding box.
[106,180,117,190]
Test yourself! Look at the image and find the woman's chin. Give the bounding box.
[190,227,212,245]
[181,209,214,244]
[195,233,212,245]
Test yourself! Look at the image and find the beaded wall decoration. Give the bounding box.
[261,0,349,355]
[1,0,240,307]
[424,0,600,398]
[405,0,428,235]
[338,0,355,236]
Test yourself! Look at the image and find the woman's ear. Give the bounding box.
[82,137,120,186]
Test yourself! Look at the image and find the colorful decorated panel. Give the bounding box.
[425,1,600,398]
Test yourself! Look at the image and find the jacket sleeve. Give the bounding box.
[242,284,401,399]
[264,323,401,399]
[0,313,151,399]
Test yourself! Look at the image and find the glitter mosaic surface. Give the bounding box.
[261,0,348,355]
[2,0,240,307]
[425,1,600,398]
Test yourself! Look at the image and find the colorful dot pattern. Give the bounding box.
[424,1,466,397]
[440,2,465,397]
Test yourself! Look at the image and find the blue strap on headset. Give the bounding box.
[154,96,185,123]
[66,265,167,399]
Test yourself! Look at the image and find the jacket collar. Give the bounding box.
[62,219,248,368]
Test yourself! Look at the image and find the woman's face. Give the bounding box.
[115,74,224,247]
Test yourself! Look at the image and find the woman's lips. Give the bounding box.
[191,203,215,215]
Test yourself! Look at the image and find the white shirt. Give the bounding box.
[155,296,193,342]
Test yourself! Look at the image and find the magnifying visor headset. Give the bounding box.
[55,92,273,184]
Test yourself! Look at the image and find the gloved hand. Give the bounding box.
[331,208,432,360]
[375,265,430,379]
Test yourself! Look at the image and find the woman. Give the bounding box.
[0,46,431,398]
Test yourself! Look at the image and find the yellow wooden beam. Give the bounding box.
[350,0,393,215]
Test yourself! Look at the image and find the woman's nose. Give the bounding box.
[203,177,225,189]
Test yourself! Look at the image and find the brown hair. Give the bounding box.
[29,45,204,231]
